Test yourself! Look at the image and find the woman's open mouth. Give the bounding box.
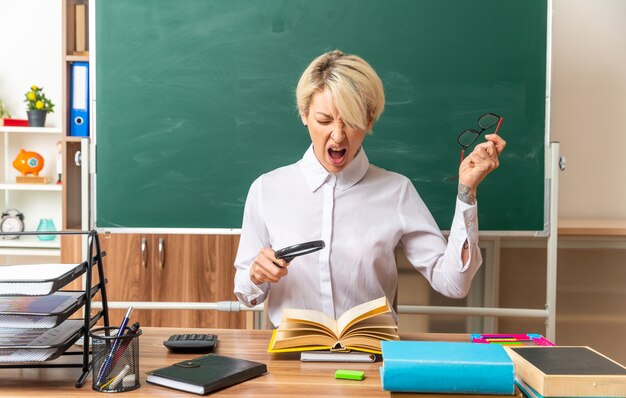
[328,147,347,164]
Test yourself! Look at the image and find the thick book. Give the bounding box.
[267,296,398,354]
[515,377,544,398]
[504,346,626,397]
[390,385,524,397]
[380,341,515,394]
[146,354,267,395]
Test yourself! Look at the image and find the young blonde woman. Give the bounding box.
[234,50,506,327]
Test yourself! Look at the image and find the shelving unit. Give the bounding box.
[60,0,90,264]
[0,230,109,388]
[0,126,63,258]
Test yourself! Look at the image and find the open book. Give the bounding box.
[267,296,399,354]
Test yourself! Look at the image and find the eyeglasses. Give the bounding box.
[457,113,503,162]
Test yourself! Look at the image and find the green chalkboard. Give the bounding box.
[95,0,547,231]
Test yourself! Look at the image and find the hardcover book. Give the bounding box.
[267,296,399,354]
[146,354,267,395]
[504,346,626,397]
[390,385,524,398]
[380,341,515,394]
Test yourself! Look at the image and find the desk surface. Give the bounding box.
[559,218,626,236]
[0,327,467,397]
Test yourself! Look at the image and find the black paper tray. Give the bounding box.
[0,286,100,329]
[0,315,100,363]
[0,255,103,296]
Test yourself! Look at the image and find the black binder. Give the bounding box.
[146,354,267,395]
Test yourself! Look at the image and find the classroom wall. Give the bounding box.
[551,0,626,219]
[0,0,62,128]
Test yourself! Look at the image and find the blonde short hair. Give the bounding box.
[296,50,385,132]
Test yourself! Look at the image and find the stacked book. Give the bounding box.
[504,346,626,397]
[380,341,520,397]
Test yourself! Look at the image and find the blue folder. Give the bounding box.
[380,341,515,394]
[70,62,89,137]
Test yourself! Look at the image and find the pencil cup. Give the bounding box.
[90,326,142,393]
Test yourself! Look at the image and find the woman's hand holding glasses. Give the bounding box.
[457,113,506,202]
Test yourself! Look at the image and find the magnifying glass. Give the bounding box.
[273,240,325,266]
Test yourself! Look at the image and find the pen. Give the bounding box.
[108,322,140,371]
[96,307,133,386]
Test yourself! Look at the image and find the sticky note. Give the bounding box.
[335,369,365,381]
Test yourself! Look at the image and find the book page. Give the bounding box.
[281,307,338,336]
[279,321,337,338]
[336,296,390,335]
[341,314,398,339]
[271,332,337,350]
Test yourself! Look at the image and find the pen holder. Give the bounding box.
[90,326,142,393]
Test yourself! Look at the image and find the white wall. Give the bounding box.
[0,0,62,127]
[551,0,626,219]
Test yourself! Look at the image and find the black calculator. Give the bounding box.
[163,333,218,353]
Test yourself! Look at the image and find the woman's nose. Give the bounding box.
[330,121,346,143]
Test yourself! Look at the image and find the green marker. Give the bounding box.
[335,369,365,381]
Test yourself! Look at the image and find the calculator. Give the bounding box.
[163,333,218,353]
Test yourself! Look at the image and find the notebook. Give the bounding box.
[146,354,267,395]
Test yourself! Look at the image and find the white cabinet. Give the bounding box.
[0,126,62,257]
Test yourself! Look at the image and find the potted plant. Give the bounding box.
[0,98,11,119]
[24,85,55,127]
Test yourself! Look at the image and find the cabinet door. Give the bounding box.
[149,234,245,328]
[98,233,152,326]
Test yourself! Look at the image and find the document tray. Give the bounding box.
[0,261,93,296]
[0,317,99,363]
[0,288,99,329]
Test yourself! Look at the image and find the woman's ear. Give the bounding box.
[299,109,308,126]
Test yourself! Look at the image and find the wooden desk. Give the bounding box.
[0,327,467,397]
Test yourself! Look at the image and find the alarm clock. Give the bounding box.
[0,208,25,240]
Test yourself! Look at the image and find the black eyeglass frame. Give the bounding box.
[457,113,502,150]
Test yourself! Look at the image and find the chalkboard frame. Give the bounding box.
[92,0,551,235]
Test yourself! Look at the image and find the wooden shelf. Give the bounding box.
[65,54,89,62]
[559,219,626,237]
[63,136,87,143]
[0,183,62,191]
[0,234,60,249]
[0,127,62,134]
[0,235,61,256]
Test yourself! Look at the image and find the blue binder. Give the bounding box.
[70,62,89,137]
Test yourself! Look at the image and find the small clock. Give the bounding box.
[0,209,25,240]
